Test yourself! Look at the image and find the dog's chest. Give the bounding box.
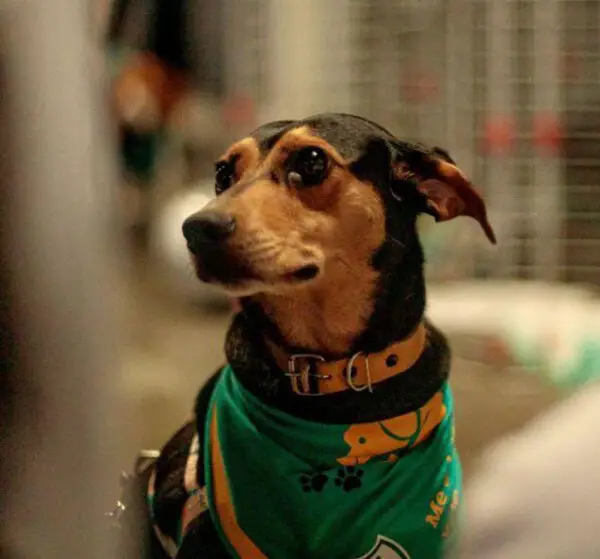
[201,365,462,559]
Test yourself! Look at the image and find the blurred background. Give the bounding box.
[1,0,599,556]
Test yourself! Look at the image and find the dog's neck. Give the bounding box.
[252,259,380,357]
[243,238,426,358]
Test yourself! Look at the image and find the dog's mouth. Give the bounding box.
[191,253,322,294]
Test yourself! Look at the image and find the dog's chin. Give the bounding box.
[195,261,323,297]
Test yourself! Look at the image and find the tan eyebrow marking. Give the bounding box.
[260,126,348,172]
[218,137,261,181]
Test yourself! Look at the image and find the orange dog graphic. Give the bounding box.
[338,392,446,465]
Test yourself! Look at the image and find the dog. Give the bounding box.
[134,113,496,559]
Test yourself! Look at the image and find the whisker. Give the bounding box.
[386,234,406,250]
[332,254,355,273]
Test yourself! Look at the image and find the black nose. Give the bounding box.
[182,211,236,251]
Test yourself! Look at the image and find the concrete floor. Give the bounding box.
[118,250,560,480]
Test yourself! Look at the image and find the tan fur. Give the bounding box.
[220,137,261,183]
[208,128,386,354]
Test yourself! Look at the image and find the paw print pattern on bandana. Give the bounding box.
[334,466,364,492]
[299,472,329,493]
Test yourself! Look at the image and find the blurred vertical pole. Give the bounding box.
[446,0,475,175]
[446,0,476,276]
[531,0,563,281]
[265,0,320,120]
[348,2,375,122]
[222,0,262,107]
[265,0,352,120]
[373,2,403,130]
[486,0,518,277]
[265,0,318,119]
[412,0,445,145]
[321,0,353,114]
[0,0,121,557]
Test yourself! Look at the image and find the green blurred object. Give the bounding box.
[507,328,600,391]
[501,297,600,391]
[120,125,163,187]
[554,339,600,390]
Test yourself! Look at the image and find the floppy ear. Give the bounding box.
[394,146,497,245]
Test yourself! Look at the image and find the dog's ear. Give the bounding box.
[393,144,496,245]
[349,136,496,244]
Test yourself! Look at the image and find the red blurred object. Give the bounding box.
[401,69,439,104]
[481,115,516,156]
[222,93,257,129]
[533,112,562,156]
[112,51,189,132]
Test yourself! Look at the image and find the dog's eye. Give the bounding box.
[215,161,233,195]
[287,147,329,188]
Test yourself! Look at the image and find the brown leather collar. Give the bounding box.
[265,322,427,396]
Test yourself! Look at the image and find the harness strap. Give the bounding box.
[147,433,208,557]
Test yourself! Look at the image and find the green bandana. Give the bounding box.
[205,365,462,559]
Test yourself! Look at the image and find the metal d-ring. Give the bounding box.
[346,352,374,393]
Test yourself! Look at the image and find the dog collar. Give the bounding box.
[266,322,427,396]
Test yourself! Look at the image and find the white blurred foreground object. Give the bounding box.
[0,1,120,557]
[428,281,600,388]
[461,378,600,558]
[150,181,228,305]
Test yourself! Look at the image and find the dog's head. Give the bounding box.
[182,114,495,296]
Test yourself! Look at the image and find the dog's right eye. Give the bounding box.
[215,161,233,195]
[286,146,329,188]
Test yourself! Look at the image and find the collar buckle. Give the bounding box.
[286,353,328,396]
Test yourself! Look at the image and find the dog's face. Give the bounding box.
[183,114,495,296]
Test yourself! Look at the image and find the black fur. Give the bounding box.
[147,114,458,558]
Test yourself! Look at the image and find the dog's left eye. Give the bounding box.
[287,147,329,188]
[215,161,233,195]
